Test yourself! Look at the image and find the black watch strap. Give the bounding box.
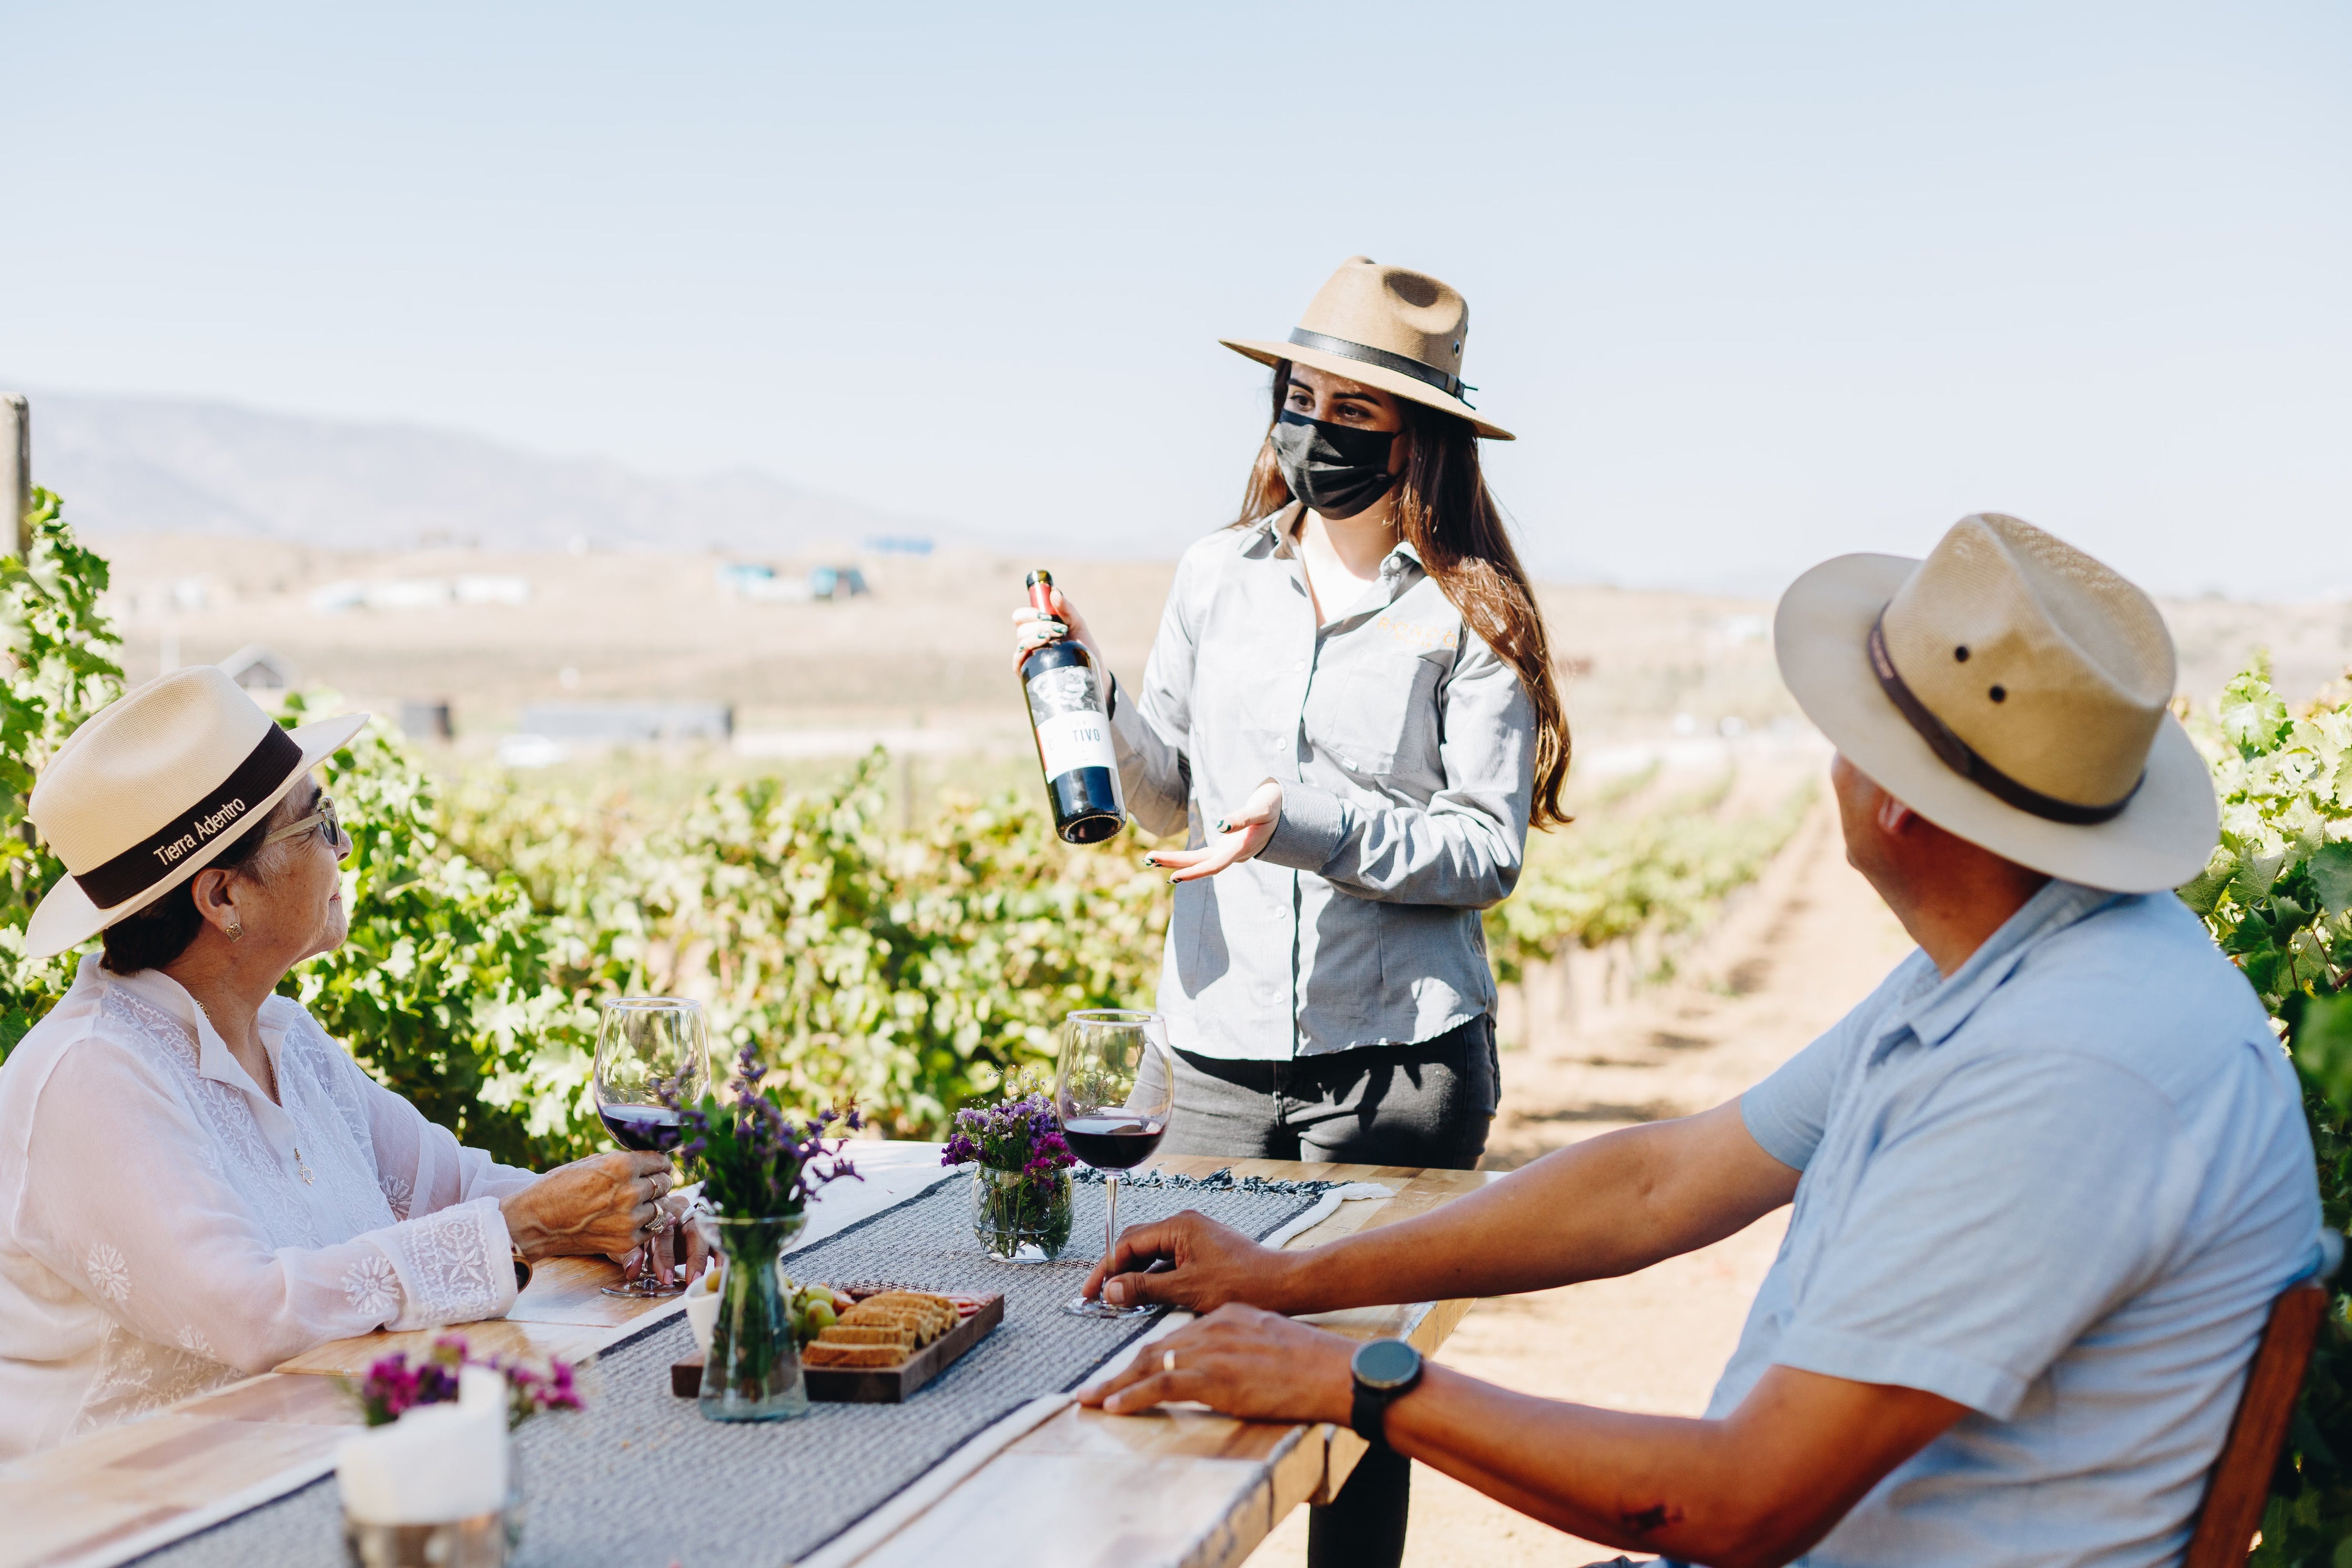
[1349,1351,1423,1445]
[1350,1381,1392,1444]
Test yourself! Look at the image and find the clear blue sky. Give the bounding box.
[4,2,2346,595]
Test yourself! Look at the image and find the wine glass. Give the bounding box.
[593,996,711,1299]
[1057,1009,1175,1318]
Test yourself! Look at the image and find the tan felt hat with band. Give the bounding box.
[1774,513,2218,893]
[1222,256,1513,440]
[24,666,368,959]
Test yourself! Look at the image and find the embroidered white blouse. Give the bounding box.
[0,956,535,1459]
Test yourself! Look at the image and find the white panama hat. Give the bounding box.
[24,667,369,959]
[1773,513,2218,894]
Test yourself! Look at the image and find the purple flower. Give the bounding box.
[944,1086,1077,1180]
[342,1336,584,1429]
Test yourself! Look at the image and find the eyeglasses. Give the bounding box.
[264,795,347,857]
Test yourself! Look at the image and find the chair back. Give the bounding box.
[2183,1280,2329,1568]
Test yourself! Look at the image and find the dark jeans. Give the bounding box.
[1159,1015,1498,1568]
[1161,1014,1501,1169]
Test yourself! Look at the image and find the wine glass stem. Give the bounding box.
[1104,1170,1121,1274]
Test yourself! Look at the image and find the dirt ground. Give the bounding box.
[1246,795,1917,1566]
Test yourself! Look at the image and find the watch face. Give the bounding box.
[1352,1337,1420,1390]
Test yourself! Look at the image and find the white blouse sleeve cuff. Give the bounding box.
[372,1196,519,1331]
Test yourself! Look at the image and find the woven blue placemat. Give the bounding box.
[131,1173,1326,1567]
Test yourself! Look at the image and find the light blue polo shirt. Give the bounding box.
[1709,879,2320,1566]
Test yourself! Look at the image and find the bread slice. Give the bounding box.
[804,1341,909,1368]
[842,1301,947,1345]
[816,1324,916,1348]
[854,1292,955,1338]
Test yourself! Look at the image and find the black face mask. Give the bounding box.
[1269,410,1398,520]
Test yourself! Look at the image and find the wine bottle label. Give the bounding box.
[1035,710,1116,778]
[1027,665,1116,778]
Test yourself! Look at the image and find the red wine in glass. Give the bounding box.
[599,1104,683,1153]
[592,996,711,1299]
[1056,1010,1176,1319]
[1060,1117,1166,1170]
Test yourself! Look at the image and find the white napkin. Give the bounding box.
[684,1255,724,1357]
[1259,1183,1396,1250]
[335,1367,510,1524]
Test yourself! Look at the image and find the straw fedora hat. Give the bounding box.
[24,667,368,959]
[1222,256,1513,441]
[1774,513,2216,893]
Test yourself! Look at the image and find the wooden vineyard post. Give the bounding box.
[3,393,27,558]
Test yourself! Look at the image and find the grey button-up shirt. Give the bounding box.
[1716,880,2318,1564]
[1107,509,1536,1060]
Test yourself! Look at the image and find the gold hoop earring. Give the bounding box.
[226,919,244,942]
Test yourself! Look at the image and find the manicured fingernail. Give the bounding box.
[1106,1282,1127,1305]
[1214,820,1229,833]
[1167,876,1179,885]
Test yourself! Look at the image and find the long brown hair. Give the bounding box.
[1235,362,1570,829]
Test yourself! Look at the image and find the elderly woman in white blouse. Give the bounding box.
[0,669,686,1459]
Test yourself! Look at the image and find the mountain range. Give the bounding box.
[12,389,937,555]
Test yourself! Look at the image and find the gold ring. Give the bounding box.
[1162,1348,1178,1374]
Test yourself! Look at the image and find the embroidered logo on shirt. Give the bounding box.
[343,1254,400,1319]
[1372,613,1456,652]
[86,1244,131,1304]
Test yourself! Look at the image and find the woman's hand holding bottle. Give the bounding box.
[1009,579,1275,875]
[1146,779,1283,883]
[1009,582,1104,669]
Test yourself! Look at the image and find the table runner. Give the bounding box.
[131,1174,1329,1567]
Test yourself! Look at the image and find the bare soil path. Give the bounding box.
[1249,796,1917,1565]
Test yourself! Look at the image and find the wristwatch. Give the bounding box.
[511,1245,533,1294]
[1349,1338,1424,1445]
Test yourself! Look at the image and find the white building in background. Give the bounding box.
[217,644,293,694]
[454,574,530,605]
[309,575,532,614]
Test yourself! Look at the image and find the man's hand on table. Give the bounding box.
[1077,1304,1356,1424]
[1083,1210,1302,1312]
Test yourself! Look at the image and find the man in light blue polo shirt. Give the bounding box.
[1073,514,2321,1566]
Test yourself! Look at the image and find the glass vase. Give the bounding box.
[691,1211,809,1422]
[969,1165,1074,1263]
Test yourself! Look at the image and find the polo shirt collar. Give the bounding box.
[1890,878,2122,1051]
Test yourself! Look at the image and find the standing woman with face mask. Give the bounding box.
[1011,257,1567,1566]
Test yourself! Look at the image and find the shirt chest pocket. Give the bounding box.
[1309,652,1443,779]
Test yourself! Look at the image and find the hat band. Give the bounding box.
[70,725,305,910]
[1286,329,1473,405]
[1868,613,2141,827]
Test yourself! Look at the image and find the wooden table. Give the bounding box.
[0,1153,1491,1568]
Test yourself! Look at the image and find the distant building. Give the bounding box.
[218,644,293,693]
[715,562,868,603]
[454,574,530,606]
[309,578,453,613]
[517,702,734,745]
[400,700,454,742]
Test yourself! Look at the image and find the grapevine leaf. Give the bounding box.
[2310,842,2352,918]
[2302,995,2352,1118]
[2223,665,2292,756]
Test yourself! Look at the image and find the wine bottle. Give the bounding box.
[1020,568,1126,844]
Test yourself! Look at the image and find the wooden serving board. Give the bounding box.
[673,1290,1003,1404]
